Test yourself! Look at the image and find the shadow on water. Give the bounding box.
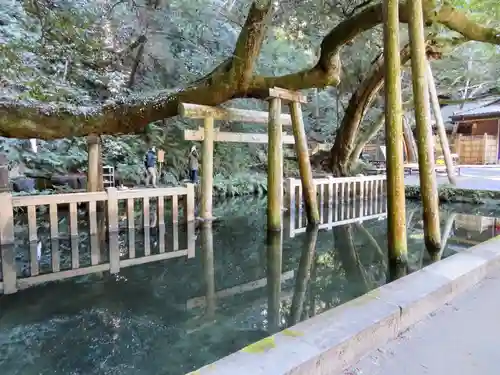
[1,198,500,374]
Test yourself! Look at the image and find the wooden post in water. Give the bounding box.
[266,87,319,226]
[107,187,120,274]
[407,0,441,253]
[267,96,284,232]
[286,89,320,226]
[87,135,106,266]
[87,135,101,192]
[200,117,215,220]
[426,60,457,185]
[383,0,408,263]
[266,230,282,334]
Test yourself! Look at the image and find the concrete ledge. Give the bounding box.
[189,236,500,375]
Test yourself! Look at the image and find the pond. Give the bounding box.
[1,198,499,375]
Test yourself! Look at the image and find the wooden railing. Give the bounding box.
[0,184,196,294]
[284,175,387,235]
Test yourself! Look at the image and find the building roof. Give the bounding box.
[449,98,500,122]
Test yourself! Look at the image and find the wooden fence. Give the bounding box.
[284,175,387,235]
[455,134,498,165]
[0,184,196,294]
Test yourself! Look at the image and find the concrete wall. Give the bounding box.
[190,236,500,375]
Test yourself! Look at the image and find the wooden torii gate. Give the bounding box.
[180,87,320,231]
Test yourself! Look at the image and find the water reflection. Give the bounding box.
[1,199,500,375]
[289,226,318,326]
[266,231,282,334]
[200,222,216,318]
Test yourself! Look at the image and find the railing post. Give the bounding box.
[0,153,16,294]
[187,221,196,258]
[0,192,17,294]
[185,183,195,223]
[326,176,334,204]
[106,187,120,274]
[87,135,102,192]
[327,176,334,224]
[285,178,294,213]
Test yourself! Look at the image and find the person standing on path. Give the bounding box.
[188,145,199,183]
[144,147,158,187]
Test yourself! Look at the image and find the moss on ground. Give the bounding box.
[405,185,500,205]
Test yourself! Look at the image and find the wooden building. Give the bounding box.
[450,99,500,164]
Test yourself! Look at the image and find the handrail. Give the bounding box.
[0,184,196,295]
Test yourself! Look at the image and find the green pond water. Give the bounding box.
[0,197,499,375]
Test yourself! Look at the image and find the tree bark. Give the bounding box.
[329,46,411,176]
[349,114,385,167]
[1,1,500,139]
[408,0,442,253]
[383,0,408,264]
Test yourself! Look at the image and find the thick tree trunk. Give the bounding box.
[1,1,498,139]
[349,114,385,167]
[408,0,442,253]
[127,42,146,89]
[383,0,408,264]
[329,46,411,176]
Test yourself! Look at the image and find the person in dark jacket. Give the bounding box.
[188,145,199,183]
[144,147,157,187]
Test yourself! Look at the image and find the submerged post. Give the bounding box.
[426,60,457,185]
[267,87,319,226]
[407,0,441,253]
[287,92,320,226]
[383,0,408,263]
[201,117,215,220]
[267,96,284,232]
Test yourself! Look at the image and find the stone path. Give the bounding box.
[343,269,500,375]
[405,166,500,191]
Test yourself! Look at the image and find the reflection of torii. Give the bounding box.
[186,271,295,310]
